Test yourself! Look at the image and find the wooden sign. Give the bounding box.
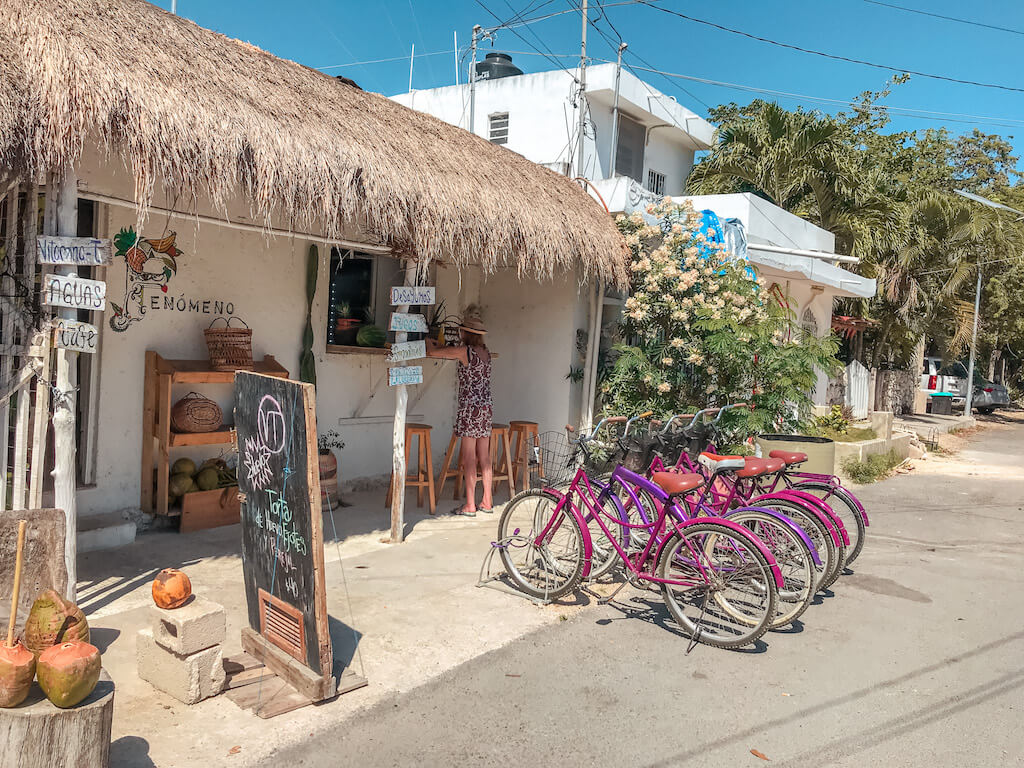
[37,236,112,266]
[390,286,435,306]
[387,340,426,363]
[234,372,334,700]
[52,319,99,354]
[42,274,106,311]
[388,312,428,333]
[389,365,423,386]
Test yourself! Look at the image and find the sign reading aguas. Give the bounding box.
[388,365,423,386]
[389,286,435,306]
[42,274,107,311]
[37,236,112,266]
[388,312,428,333]
[52,319,99,354]
[387,340,426,363]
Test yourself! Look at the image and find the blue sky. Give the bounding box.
[155,1,1024,162]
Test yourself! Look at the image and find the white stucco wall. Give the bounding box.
[73,153,584,516]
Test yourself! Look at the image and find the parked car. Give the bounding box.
[920,356,1010,414]
[973,378,1011,414]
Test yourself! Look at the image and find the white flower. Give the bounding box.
[658,382,672,393]
[662,357,674,366]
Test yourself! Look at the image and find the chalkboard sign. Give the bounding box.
[234,373,331,678]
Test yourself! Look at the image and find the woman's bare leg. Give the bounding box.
[461,437,479,513]
[477,436,494,510]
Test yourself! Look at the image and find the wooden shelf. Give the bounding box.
[155,355,289,384]
[325,344,390,356]
[169,428,234,447]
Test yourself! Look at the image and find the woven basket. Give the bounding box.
[170,392,223,433]
[204,317,253,371]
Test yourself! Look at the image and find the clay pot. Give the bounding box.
[24,590,90,659]
[319,450,339,508]
[0,643,36,707]
[37,641,101,709]
[151,568,192,609]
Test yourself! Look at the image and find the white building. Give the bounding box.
[394,57,876,406]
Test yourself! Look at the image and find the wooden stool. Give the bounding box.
[490,423,516,500]
[508,421,540,491]
[385,423,436,514]
[436,432,465,501]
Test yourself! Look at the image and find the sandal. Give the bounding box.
[479,507,494,515]
[450,506,477,517]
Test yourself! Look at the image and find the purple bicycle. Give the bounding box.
[497,418,785,649]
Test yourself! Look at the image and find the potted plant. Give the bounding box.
[317,430,346,508]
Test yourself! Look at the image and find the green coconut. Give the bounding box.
[169,473,194,496]
[171,457,197,477]
[0,642,36,707]
[24,589,90,659]
[37,641,101,709]
[195,467,219,491]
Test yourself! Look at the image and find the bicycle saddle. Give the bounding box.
[769,449,808,465]
[651,471,704,497]
[697,452,746,473]
[737,457,785,478]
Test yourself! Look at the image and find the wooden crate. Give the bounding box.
[180,486,241,533]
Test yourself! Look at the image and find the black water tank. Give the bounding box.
[475,52,523,81]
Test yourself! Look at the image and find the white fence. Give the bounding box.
[845,360,870,420]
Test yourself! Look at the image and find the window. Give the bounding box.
[488,112,509,145]
[615,113,645,182]
[326,249,409,349]
[801,308,819,337]
[647,169,666,196]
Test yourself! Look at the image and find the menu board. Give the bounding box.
[234,372,331,676]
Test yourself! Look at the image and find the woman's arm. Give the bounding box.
[425,338,469,364]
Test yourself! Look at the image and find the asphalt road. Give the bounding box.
[278,416,1024,768]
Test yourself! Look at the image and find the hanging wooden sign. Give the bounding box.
[390,286,435,306]
[51,319,99,354]
[42,274,107,311]
[387,340,426,363]
[388,312,428,333]
[36,236,112,266]
[388,366,423,386]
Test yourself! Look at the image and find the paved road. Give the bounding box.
[279,418,1024,768]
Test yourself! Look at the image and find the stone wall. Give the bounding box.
[877,369,917,415]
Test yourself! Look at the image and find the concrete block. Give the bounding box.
[77,511,136,552]
[137,628,225,704]
[150,596,226,655]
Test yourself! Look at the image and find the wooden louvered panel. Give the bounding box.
[257,588,306,663]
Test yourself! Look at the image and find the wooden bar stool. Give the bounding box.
[436,432,465,501]
[490,423,516,500]
[385,423,436,514]
[508,421,540,492]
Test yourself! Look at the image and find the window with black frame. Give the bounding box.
[326,249,418,348]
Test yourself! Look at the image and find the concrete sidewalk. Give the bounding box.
[894,412,976,440]
[79,490,571,767]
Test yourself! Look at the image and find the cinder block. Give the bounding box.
[149,596,226,655]
[137,628,225,704]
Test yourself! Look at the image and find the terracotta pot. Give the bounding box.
[24,590,90,659]
[37,641,101,709]
[0,642,36,707]
[319,450,339,508]
[152,568,192,610]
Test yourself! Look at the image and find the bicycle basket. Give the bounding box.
[618,433,660,473]
[529,431,581,489]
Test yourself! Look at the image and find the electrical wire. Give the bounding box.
[317,48,577,71]
[862,0,1024,37]
[638,1,1024,94]
[474,0,581,77]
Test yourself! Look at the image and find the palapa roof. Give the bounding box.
[0,0,627,287]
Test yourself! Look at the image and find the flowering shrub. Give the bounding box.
[600,199,840,434]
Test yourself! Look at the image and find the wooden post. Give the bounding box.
[50,167,78,601]
[389,260,417,543]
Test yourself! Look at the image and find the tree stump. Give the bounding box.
[0,669,114,768]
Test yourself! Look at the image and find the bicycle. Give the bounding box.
[498,418,784,648]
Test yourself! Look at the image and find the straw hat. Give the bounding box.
[458,304,487,334]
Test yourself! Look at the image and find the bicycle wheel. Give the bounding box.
[723,511,815,628]
[794,482,866,567]
[659,521,777,649]
[498,489,586,600]
[755,497,837,592]
[578,476,629,581]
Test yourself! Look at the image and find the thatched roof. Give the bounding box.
[0,0,627,286]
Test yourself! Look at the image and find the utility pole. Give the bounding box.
[576,0,588,178]
[469,25,481,135]
[171,0,177,13]
[408,44,415,92]
[608,41,627,179]
[453,31,459,85]
[963,263,982,416]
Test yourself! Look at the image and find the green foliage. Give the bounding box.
[599,200,840,434]
[842,450,902,484]
[815,404,850,435]
[816,425,877,443]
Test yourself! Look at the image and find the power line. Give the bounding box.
[317,48,577,71]
[862,0,1024,37]
[473,0,579,77]
[638,1,1024,94]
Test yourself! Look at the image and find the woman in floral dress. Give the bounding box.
[426,305,493,516]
